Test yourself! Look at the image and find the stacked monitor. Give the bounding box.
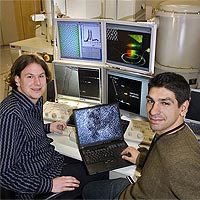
[105,69,150,117]
[53,61,102,104]
[105,20,157,74]
[55,18,105,63]
[186,89,200,122]
[54,18,157,116]
[185,89,200,137]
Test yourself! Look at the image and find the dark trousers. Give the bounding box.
[35,156,109,199]
[82,178,130,200]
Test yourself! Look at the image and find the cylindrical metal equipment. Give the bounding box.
[155,0,200,69]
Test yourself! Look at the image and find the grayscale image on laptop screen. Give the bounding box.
[74,104,123,146]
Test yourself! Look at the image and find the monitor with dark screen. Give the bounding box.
[185,89,200,137]
[186,89,200,122]
[105,68,150,117]
[53,61,102,104]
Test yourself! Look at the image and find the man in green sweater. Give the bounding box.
[82,72,200,199]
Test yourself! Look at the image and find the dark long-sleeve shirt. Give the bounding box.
[0,90,64,199]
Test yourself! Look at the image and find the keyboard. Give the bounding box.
[82,142,127,165]
[124,119,155,145]
[43,101,69,122]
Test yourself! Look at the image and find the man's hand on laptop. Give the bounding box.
[121,147,140,164]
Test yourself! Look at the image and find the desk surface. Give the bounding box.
[48,131,140,178]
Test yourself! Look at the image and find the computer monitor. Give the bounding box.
[105,68,151,117]
[105,20,157,75]
[186,89,200,122]
[53,61,103,104]
[55,18,105,63]
[185,89,200,137]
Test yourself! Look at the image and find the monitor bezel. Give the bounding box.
[105,20,157,75]
[186,88,200,122]
[103,67,151,117]
[53,60,104,104]
[54,18,106,64]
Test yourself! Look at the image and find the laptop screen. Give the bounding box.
[186,89,200,122]
[73,103,123,147]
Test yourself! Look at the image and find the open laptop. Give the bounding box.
[185,89,200,141]
[73,103,132,175]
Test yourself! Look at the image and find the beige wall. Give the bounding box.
[145,0,166,19]
[0,1,19,45]
[0,0,40,45]
[146,0,164,7]
[0,22,3,46]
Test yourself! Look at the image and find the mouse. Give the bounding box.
[122,152,131,157]
[57,124,64,131]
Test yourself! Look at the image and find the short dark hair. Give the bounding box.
[6,53,52,89]
[148,72,191,107]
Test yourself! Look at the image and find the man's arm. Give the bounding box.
[121,146,148,169]
[0,113,52,194]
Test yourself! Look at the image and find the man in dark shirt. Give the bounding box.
[0,54,108,199]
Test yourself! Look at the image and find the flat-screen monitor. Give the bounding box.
[105,20,157,74]
[186,89,200,122]
[55,18,105,63]
[105,68,150,117]
[53,61,102,104]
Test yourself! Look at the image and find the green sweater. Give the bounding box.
[120,125,200,199]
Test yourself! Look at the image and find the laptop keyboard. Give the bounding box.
[82,142,127,165]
